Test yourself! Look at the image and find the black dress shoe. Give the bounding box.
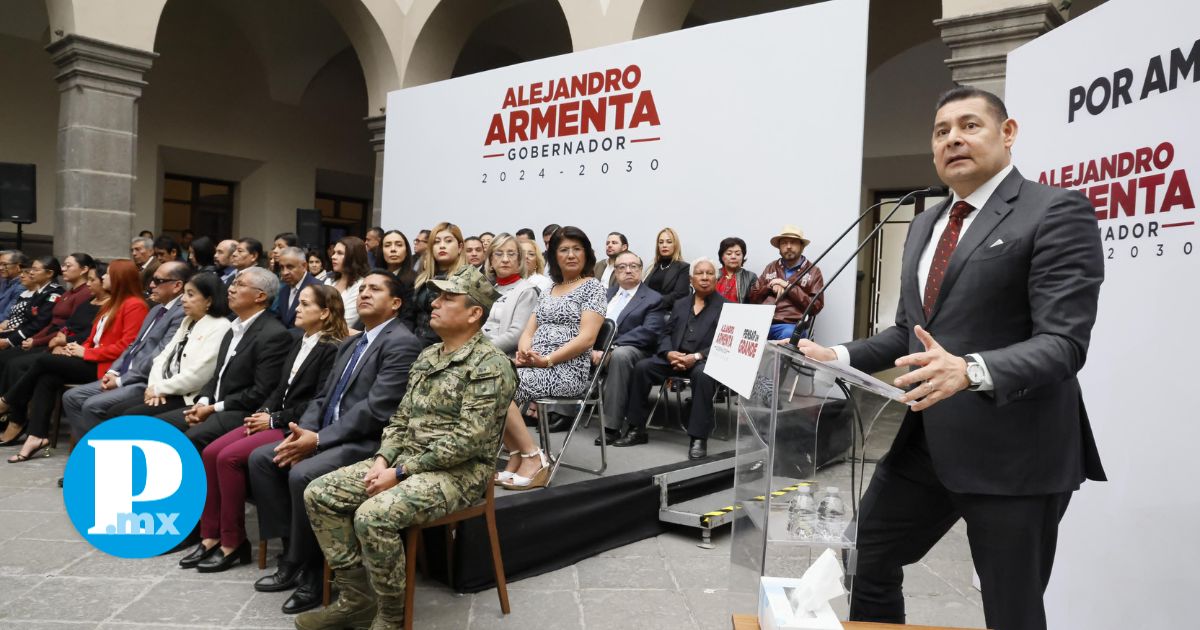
[282,576,323,615]
[611,427,648,447]
[594,428,621,446]
[688,438,708,460]
[196,540,251,573]
[255,561,302,592]
[57,477,63,488]
[546,412,574,432]
[179,542,218,569]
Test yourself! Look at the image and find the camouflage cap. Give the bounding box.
[431,265,500,309]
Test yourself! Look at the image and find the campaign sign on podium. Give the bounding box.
[704,304,776,397]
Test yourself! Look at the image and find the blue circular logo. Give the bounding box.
[62,416,206,558]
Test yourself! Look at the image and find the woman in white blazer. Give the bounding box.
[107,272,232,417]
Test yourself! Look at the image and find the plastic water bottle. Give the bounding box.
[786,486,817,540]
[816,487,847,543]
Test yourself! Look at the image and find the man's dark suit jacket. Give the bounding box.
[272,273,322,329]
[298,317,421,456]
[844,168,1105,496]
[605,284,665,351]
[658,292,727,358]
[261,331,340,428]
[197,311,292,411]
[112,298,186,385]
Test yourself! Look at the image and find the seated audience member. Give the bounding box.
[0,256,66,446]
[541,223,561,259]
[748,225,825,340]
[306,250,329,283]
[153,235,182,266]
[326,236,370,329]
[274,247,321,329]
[497,226,605,490]
[519,237,553,294]
[104,272,231,418]
[0,254,94,390]
[481,233,537,356]
[364,226,384,268]
[3,261,147,462]
[138,229,154,239]
[463,236,486,269]
[410,229,430,273]
[297,265,515,630]
[644,227,691,309]
[248,271,420,614]
[590,251,665,445]
[479,232,495,249]
[181,284,347,573]
[61,262,189,443]
[380,230,416,288]
[215,239,239,283]
[514,227,536,242]
[269,232,300,273]
[716,237,758,303]
[190,236,219,274]
[228,237,265,287]
[409,222,466,347]
[0,251,29,320]
[131,236,158,293]
[594,232,629,288]
[179,229,194,254]
[158,267,291,449]
[613,258,727,460]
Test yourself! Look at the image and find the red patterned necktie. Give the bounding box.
[922,200,975,317]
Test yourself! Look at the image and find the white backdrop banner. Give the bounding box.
[1007,0,1198,626]
[383,0,869,346]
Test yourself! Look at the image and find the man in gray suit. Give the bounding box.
[591,251,665,445]
[62,261,191,441]
[248,270,421,615]
[798,87,1105,630]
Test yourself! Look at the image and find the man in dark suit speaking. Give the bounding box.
[798,87,1105,630]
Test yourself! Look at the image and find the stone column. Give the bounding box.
[46,35,156,259]
[935,2,1063,98]
[365,114,386,228]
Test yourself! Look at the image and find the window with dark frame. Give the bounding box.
[162,174,235,242]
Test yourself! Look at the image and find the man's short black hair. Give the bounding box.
[367,268,410,307]
[542,224,562,238]
[608,231,628,247]
[154,235,179,254]
[935,86,1008,124]
[479,231,495,239]
[516,228,536,240]
[274,232,299,246]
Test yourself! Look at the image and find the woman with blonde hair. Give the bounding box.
[481,233,538,355]
[520,238,554,294]
[644,227,691,310]
[410,221,465,347]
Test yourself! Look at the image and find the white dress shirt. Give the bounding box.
[205,309,265,411]
[606,284,640,324]
[288,331,322,387]
[832,164,1015,391]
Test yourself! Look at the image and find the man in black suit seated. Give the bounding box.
[613,258,727,459]
[248,270,421,615]
[161,266,292,449]
[591,251,665,446]
[273,247,321,329]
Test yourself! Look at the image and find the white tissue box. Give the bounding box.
[758,577,843,630]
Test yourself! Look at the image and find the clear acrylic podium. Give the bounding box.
[726,341,902,620]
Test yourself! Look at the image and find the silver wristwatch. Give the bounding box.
[964,355,985,391]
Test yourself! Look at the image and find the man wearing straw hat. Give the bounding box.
[747,224,825,340]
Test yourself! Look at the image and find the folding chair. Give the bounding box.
[524,318,617,485]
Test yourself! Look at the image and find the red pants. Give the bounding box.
[200,426,286,548]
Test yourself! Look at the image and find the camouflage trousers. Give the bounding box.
[303,458,490,598]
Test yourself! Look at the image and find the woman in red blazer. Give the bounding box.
[4,260,147,462]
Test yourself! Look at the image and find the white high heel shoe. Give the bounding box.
[494,450,521,484]
[500,449,549,490]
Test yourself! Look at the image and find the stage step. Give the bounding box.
[654,456,738,549]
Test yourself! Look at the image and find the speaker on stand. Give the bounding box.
[0,163,37,250]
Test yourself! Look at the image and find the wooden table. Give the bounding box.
[732,614,982,630]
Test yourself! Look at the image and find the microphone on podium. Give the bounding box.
[786,186,948,345]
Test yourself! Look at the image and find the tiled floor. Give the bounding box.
[0,433,984,629]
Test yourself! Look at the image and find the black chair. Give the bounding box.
[523,318,617,485]
[646,377,734,441]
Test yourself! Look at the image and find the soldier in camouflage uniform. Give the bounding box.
[297,265,517,630]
